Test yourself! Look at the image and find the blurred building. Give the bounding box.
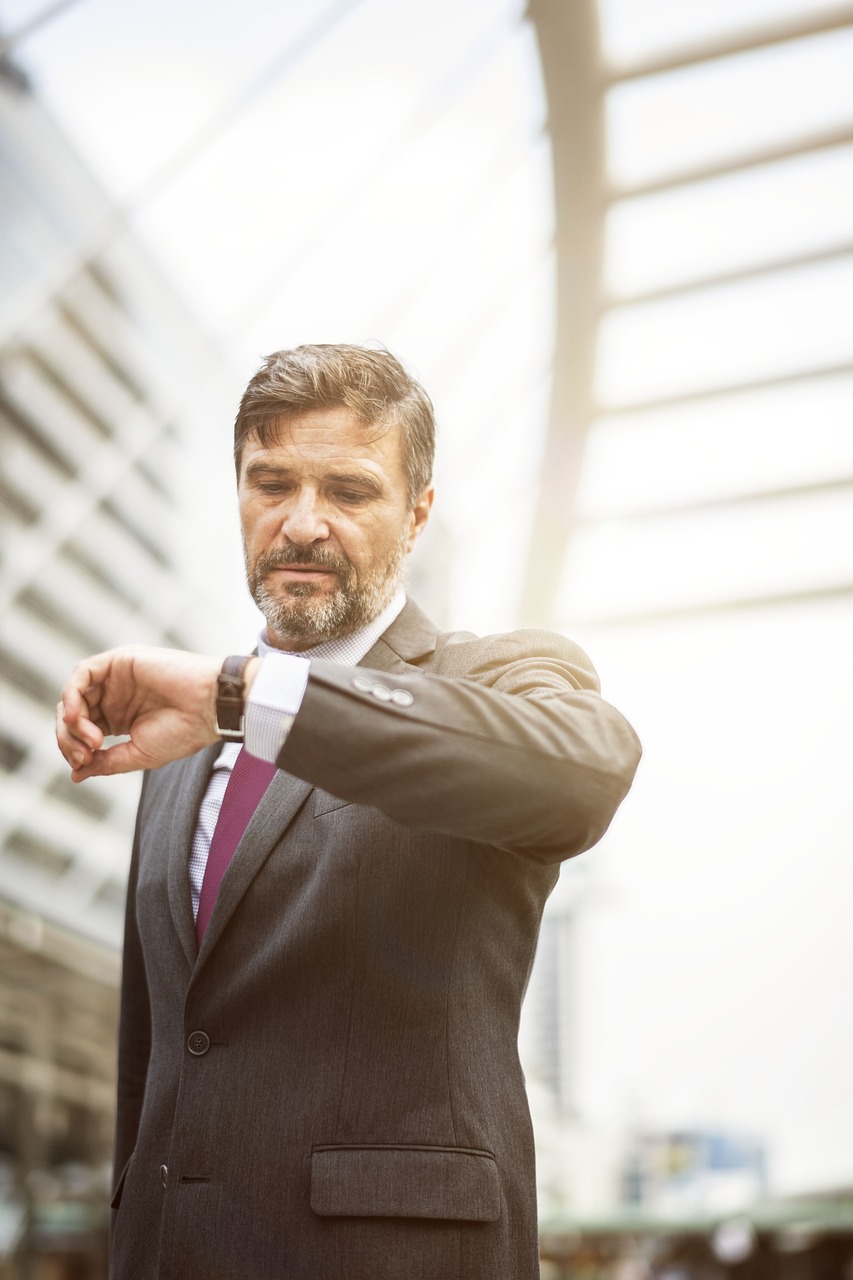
[0,55,235,1274]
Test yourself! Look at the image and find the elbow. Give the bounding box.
[547,737,643,864]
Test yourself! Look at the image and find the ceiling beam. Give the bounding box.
[571,581,853,629]
[610,123,853,200]
[521,0,604,628]
[576,474,853,528]
[605,240,853,308]
[604,6,853,83]
[597,359,853,417]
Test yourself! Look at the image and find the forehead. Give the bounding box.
[241,407,406,483]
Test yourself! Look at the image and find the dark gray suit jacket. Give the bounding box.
[110,601,641,1279]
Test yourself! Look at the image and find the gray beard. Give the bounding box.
[247,533,408,648]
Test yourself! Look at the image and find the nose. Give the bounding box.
[279,488,330,545]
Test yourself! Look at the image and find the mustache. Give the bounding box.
[254,545,351,577]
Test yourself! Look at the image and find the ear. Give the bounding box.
[406,486,434,552]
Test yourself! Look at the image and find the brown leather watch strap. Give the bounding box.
[215,655,252,740]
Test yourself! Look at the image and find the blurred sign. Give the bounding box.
[622,1130,767,1214]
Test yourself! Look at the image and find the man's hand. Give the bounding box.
[56,646,247,781]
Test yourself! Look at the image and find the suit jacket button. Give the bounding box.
[187,1031,211,1056]
[160,1164,168,1187]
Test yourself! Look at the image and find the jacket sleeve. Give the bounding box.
[276,628,641,863]
[113,776,153,1192]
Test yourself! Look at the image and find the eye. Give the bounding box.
[335,489,370,505]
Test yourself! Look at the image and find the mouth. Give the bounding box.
[266,565,339,591]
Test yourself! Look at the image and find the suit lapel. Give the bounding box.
[359,597,440,672]
[166,742,221,969]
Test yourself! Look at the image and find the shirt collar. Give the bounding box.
[257,588,407,667]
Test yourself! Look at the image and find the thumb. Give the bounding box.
[71,739,153,781]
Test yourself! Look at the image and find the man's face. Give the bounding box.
[238,408,432,651]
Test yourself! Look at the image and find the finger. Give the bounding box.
[56,701,94,770]
[71,748,118,781]
[59,712,102,758]
[70,739,149,781]
[60,684,104,752]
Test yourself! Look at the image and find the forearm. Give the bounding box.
[56,639,641,864]
[278,659,641,862]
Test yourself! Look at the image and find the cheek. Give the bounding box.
[240,503,276,547]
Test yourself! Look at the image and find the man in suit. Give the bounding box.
[57,345,641,1279]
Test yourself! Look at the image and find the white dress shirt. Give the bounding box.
[188,590,406,919]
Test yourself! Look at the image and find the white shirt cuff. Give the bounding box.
[244,653,310,762]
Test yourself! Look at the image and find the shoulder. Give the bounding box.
[382,599,601,695]
[430,626,601,695]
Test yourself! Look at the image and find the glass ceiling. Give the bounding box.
[548,0,853,1199]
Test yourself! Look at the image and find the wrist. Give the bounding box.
[215,655,260,741]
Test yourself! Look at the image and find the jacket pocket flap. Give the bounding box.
[310,1145,500,1221]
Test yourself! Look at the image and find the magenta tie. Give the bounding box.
[196,748,278,944]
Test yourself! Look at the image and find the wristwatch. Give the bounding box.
[215,655,252,741]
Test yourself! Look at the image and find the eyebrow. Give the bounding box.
[244,461,386,495]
